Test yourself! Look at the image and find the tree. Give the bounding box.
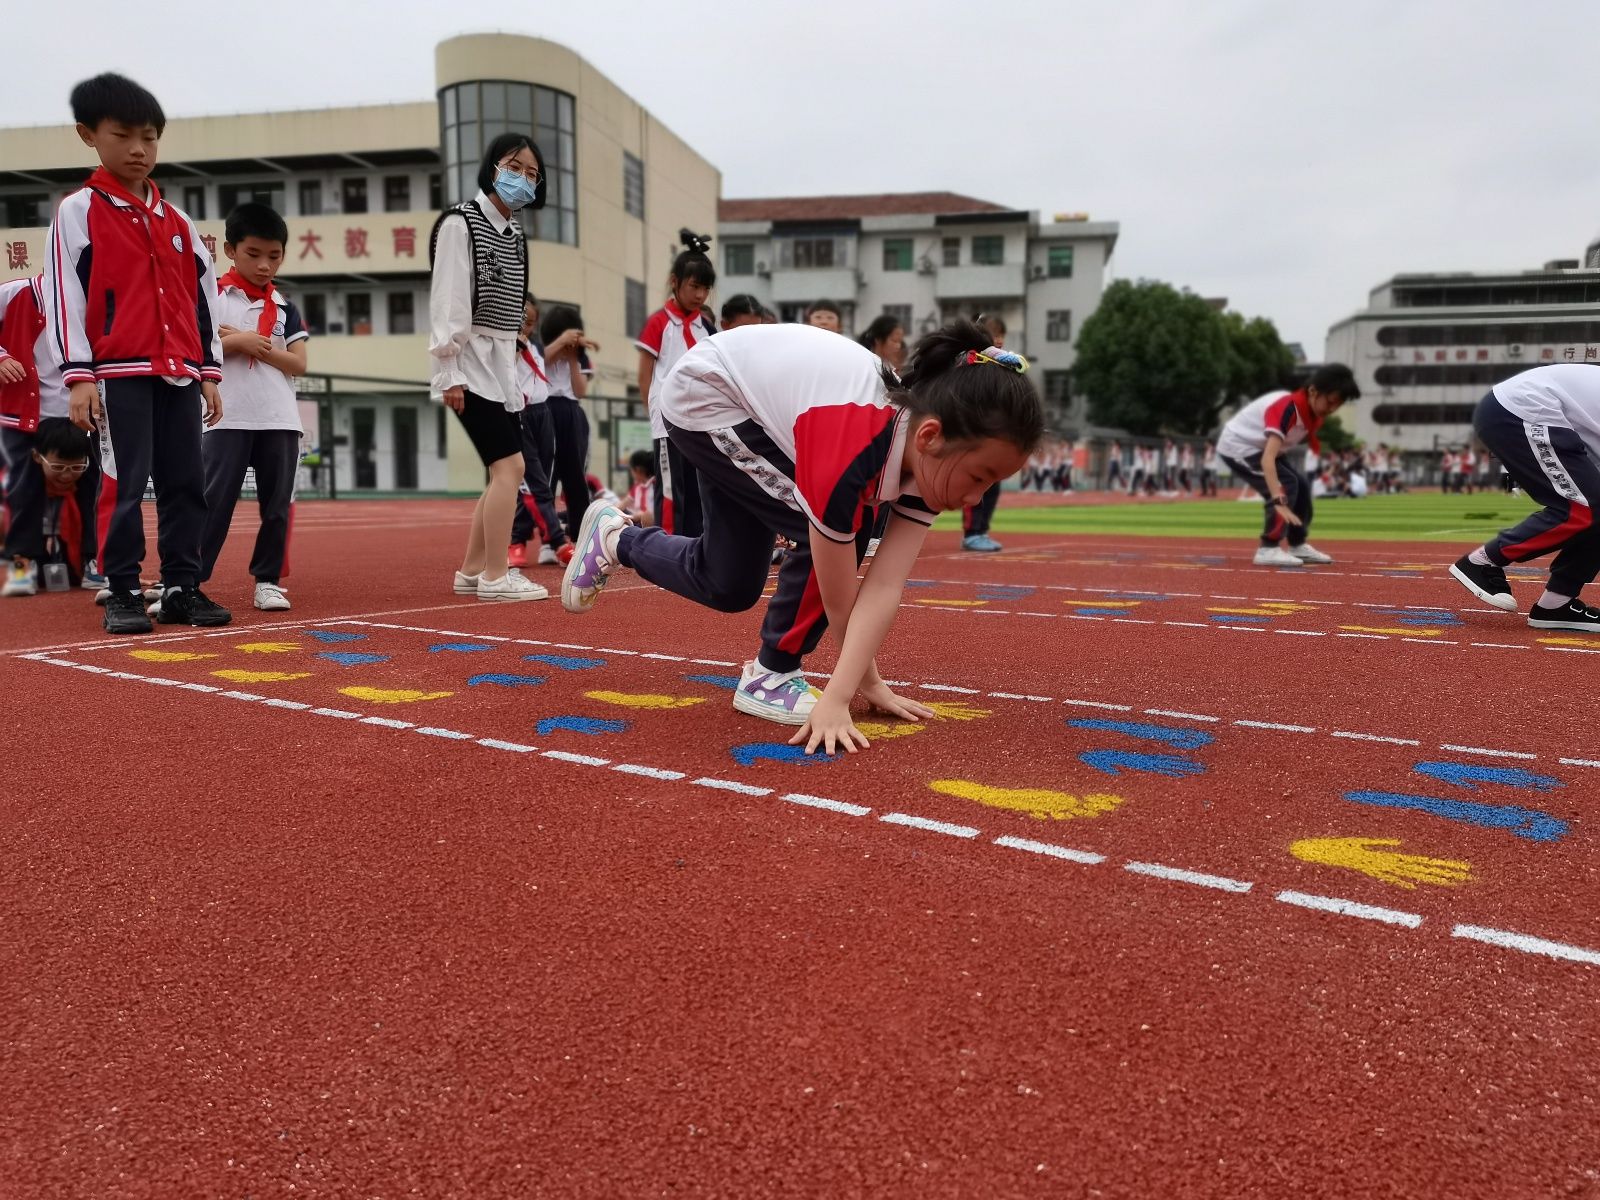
[1319,412,1360,454]
[1222,311,1297,408]
[1075,279,1232,436]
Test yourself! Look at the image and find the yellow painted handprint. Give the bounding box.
[1290,837,1472,890]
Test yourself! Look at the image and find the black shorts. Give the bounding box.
[454,390,522,465]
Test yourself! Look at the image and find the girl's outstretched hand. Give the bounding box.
[789,697,870,756]
[860,681,936,723]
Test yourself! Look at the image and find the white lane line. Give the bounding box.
[1163,621,1211,629]
[1453,924,1600,966]
[1123,861,1253,893]
[1274,629,1326,637]
[1545,646,1600,655]
[310,707,362,720]
[1472,642,1528,650]
[1221,625,1267,633]
[544,750,610,767]
[691,777,771,796]
[1439,744,1538,761]
[262,698,310,710]
[1276,890,1423,928]
[479,738,537,753]
[1144,709,1220,723]
[880,812,981,839]
[1402,638,1457,646]
[994,835,1105,865]
[638,652,686,661]
[1234,720,1317,733]
[613,763,686,780]
[783,792,871,817]
[360,716,413,729]
[1559,757,1600,769]
[220,690,265,701]
[1332,731,1421,746]
[1338,633,1387,640]
[989,692,1052,702]
[919,683,982,694]
[414,727,474,740]
[1063,699,1134,712]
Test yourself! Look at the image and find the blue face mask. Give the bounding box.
[493,167,538,211]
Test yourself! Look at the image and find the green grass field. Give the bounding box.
[934,490,1540,542]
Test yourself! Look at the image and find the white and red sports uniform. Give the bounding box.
[637,298,715,534]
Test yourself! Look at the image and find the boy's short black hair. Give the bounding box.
[807,299,841,319]
[1309,363,1361,402]
[539,303,584,347]
[35,418,92,461]
[224,203,288,248]
[477,133,546,210]
[629,448,655,476]
[70,73,166,135]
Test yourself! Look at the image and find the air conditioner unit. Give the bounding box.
[755,262,771,279]
[1508,343,1523,356]
[1030,265,1046,281]
[917,256,935,275]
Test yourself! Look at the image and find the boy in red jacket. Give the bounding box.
[45,73,229,634]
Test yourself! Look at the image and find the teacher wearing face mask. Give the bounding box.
[427,132,548,602]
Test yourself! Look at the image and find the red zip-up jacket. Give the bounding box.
[0,275,46,432]
[44,168,222,388]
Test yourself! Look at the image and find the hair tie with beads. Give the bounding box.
[962,347,1028,374]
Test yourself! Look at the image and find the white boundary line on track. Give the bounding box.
[19,645,1596,974]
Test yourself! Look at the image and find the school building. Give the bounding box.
[717,194,1121,430]
[0,33,720,495]
[1326,250,1600,458]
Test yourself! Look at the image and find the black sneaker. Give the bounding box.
[1449,554,1517,613]
[102,588,154,635]
[1528,598,1600,633]
[155,585,232,627]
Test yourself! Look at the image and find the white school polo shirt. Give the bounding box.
[1493,364,1600,458]
[636,299,715,438]
[212,284,308,432]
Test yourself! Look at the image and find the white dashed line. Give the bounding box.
[310,707,362,720]
[1276,891,1423,928]
[1234,720,1316,733]
[783,792,871,817]
[1439,744,1538,761]
[1453,924,1600,966]
[478,738,537,753]
[1559,757,1600,769]
[179,682,220,693]
[994,835,1105,865]
[360,716,413,729]
[414,727,474,740]
[612,763,686,780]
[1062,699,1134,712]
[880,812,980,839]
[1144,709,1221,723]
[544,751,610,767]
[220,690,264,701]
[262,698,310,710]
[1274,629,1326,637]
[1332,731,1421,746]
[691,777,771,796]
[919,683,982,694]
[1123,862,1253,893]
[989,692,1053,702]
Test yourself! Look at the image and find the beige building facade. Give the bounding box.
[0,34,720,494]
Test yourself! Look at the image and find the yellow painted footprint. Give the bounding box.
[585,691,707,710]
[235,642,301,654]
[855,720,924,741]
[211,669,312,683]
[130,649,217,662]
[924,700,992,722]
[931,779,1124,821]
[339,686,453,704]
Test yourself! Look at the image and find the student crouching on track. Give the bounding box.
[559,319,1043,755]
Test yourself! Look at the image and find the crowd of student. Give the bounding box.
[9,69,1600,752]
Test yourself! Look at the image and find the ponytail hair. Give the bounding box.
[857,314,903,351]
[671,227,716,289]
[891,320,1043,452]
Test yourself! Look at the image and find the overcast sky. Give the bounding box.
[6,0,1598,351]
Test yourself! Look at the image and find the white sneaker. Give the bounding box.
[1253,546,1304,567]
[732,659,820,726]
[453,570,481,595]
[3,558,38,597]
[254,582,292,611]
[1288,543,1333,564]
[477,569,548,603]
[537,543,559,566]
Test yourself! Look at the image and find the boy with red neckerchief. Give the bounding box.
[44,72,228,635]
[199,203,310,612]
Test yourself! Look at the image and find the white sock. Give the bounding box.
[1538,589,1573,610]
[601,517,626,564]
[1468,547,1493,567]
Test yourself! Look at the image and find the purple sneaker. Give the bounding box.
[561,503,628,613]
[731,660,820,726]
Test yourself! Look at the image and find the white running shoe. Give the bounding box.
[732,659,820,726]
[477,570,548,602]
[3,558,38,597]
[538,543,560,566]
[1288,543,1333,564]
[561,503,629,613]
[453,570,481,595]
[1253,546,1304,567]
[254,582,292,612]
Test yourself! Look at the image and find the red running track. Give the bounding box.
[2,500,1597,1198]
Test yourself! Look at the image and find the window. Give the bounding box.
[1048,245,1075,278]
[429,173,443,210]
[882,238,913,272]
[724,242,755,276]
[623,151,644,219]
[440,80,579,246]
[437,407,449,457]
[1373,363,1528,388]
[942,237,961,267]
[971,235,1004,265]
[182,186,206,221]
[1371,403,1479,425]
[625,278,647,339]
[1046,310,1073,342]
[384,175,411,213]
[298,179,323,217]
[301,293,328,336]
[341,178,368,214]
[346,292,372,336]
[1043,370,1072,407]
[775,237,851,269]
[882,304,912,331]
[2,194,48,226]
[387,291,415,335]
[217,182,284,216]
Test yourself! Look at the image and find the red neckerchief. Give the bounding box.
[519,343,548,383]
[219,268,278,338]
[665,297,703,349]
[86,166,162,212]
[1292,390,1323,455]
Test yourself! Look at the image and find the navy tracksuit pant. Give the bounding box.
[510,402,567,548]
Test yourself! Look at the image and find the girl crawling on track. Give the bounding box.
[560,319,1043,754]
